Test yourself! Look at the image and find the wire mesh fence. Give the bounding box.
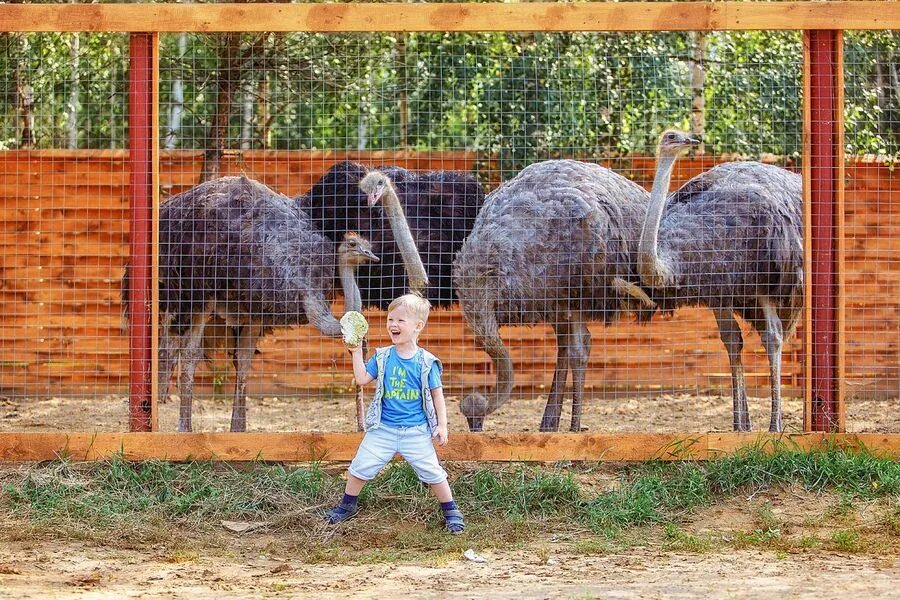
[0,29,896,435]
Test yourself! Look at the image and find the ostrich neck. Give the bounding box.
[483,336,514,412]
[638,154,678,285]
[339,262,361,313]
[381,183,428,291]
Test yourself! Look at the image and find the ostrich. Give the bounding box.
[358,170,429,293]
[135,176,378,432]
[453,160,657,432]
[298,160,483,308]
[637,129,803,432]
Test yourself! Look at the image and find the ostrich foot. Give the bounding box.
[734,415,752,432]
[539,413,562,433]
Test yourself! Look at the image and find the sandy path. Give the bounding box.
[1,540,898,599]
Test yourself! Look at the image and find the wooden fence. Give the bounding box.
[0,150,895,400]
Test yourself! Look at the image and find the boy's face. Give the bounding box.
[386,305,425,345]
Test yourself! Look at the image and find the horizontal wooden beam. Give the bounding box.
[0,432,896,462]
[0,2,896,33]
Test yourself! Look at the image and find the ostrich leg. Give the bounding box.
[230,324,263,433]
[177,309,212,432]
[157,318,176,408]
[713,308,751,432]
[760,300,785,433]
[569,318,592,433]
[539,322,571,432]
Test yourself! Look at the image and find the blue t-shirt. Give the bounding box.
[365,347,442,427]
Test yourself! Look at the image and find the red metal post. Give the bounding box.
[128,33,153,432]
[807,30,840,432]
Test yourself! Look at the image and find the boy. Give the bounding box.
[325,293,465,534]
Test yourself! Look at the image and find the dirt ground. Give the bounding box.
[0,535,897,599]
[1,463,899,598]
[1,391,898,433]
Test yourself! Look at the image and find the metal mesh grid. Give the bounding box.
[0,30,895,434]
[842,31,899,433]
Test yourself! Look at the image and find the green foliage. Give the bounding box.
[1,30,895,162]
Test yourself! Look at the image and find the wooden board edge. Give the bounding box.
[0,432,897,463]
[801,31,814,433]
[151,31,161,432]
[0,3,897,33]
[835,31,847,433]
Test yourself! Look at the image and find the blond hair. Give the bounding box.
[387,292,431,324]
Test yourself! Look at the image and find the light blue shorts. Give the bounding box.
[348,423,448,485]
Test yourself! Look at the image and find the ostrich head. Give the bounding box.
[656,129,701,158]
[460,392,488,432]
[358,171,391,207]
[337,231,379,266]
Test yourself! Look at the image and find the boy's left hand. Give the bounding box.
[435,424,449,446]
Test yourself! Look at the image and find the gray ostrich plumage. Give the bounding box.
[140,175,376,432]
[638,130,803,432]
[453,159,656,432]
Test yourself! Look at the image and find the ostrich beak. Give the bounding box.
[687,136,701,146]
[367,192,380,207]
[359,248,379,262]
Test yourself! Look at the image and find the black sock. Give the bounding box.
[342,493,359,507]
[440,500,458,512]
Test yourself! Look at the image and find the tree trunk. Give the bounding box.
[257,73,271,149]
[67,33,80,149]
[241,76,254,150]
[690,32,707,154]
[358,71,371,150]
[166,33,187,150]
[200,32,242,183]
[396,34,409,149]
[15,67,35,149]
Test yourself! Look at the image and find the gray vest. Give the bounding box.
[363,346,441,435]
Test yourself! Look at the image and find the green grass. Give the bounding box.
[2,445,898,558]
[663,523,712,552]
[831,529,862,552]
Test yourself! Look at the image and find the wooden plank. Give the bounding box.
[725,2,900,31]
[0,3,897,33]
[704,433,900,458]
[0,432,897,463]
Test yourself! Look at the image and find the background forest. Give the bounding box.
[1,12,896,178]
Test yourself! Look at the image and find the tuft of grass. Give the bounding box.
[830,529,861,552]
[883,506,900,537]
[164,548,199,564]
[732,528,782,549]
[452,465,582,520]
[799,535,822,549]
[754,501,782,534]
[663,523,712,552]
[571,538,614,555]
